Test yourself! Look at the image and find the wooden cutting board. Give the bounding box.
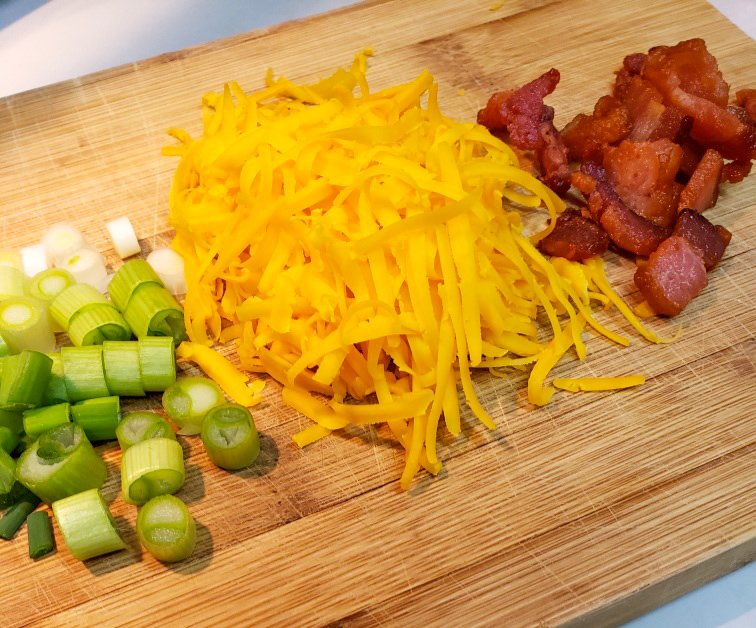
[1,0,754,625]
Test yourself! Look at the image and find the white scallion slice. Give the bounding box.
[42,223,87,267]
[59,248,107,287]
[146,248,186,295]
[105,217,141,259]
[20,244,48,277]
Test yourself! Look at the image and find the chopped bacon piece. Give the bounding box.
[643,39,729,107]
[678,148,723,212]
[634,236,709,316]
[678,140,705,178]
[477,69,571,195]
[537,209,609,261]
[643,39,755,161]
[614,53,648,98]
[735,89,756,121]
[538,122,571,195]
[603,139,683,228]
[721,160,752,183]
[672,209,731,270]
[617,76,691,143]
[577,163,670,255]
[561,96,631,162]
[477,69,559,149]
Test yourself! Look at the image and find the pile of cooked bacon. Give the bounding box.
[478,39,755,316]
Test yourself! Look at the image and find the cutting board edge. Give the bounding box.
[562,537,756,628]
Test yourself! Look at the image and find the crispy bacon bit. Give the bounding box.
[537,209,609,261]
[678,148,723,212]
[603,139,683,228]
[643,39,755,161]
[721,160,752,184]
[735,89,756,121]
[477,69,560,148]
[614,53,648,98]
[561,96,631,162]
[672,209,731,270]
[617,76,691,143]
[578,163,670,255]
[477,69,571,194]
[634,236,709,316]
[643,39,729,107]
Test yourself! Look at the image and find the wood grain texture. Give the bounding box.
[0,0,754,626]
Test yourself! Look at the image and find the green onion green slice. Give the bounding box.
[201,403,260,470]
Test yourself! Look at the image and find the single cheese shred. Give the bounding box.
[165,51,669,488]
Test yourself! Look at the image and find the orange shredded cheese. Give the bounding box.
[165,52,672,489]
[176,341,264,407]
[553,375,645,392]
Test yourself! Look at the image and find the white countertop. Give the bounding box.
[0,1,754,626]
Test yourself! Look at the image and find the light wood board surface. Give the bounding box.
[1,0,754,625]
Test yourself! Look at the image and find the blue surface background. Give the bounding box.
[0,1,753,625]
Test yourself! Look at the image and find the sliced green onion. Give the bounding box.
[162,377,224,435]
[123,282,186,345]
[0,410,23,454]
[0,492,40,540]
[138,337,176,392]
[15,423,107,504]
[27,510,55,559]
[71,397,120,441]
[0,266,26,301]
[52,488,124,560]
[136,495,196,562]
[121,437,184,505]
[42,353,69,406]
[116,412,176,451]
[50,283,110,330]
[108,259,162,311]
[103,341,145,396]
[201,403,260,470]
[22,403,71,439]
[67,305,132,346]
[0,351,53,411]
[27,268,75,303]
[0,332,13,358]
[13,434,34,457]
[0,448,17,498]
[59,248,107,287]
[0,297,56,354]
[0,250,23,271]
[61,346,110,402]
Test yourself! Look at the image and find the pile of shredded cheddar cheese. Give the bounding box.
[165,51,669,489]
